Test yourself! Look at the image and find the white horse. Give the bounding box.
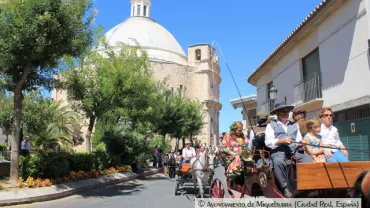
[190,147,215,198]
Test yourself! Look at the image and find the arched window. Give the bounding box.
[195,49,201,61]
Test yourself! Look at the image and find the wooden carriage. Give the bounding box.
[210,134,370,199]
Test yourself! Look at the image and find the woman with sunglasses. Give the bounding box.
[319,107,349,162]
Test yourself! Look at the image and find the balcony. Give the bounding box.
[294,72,323,110]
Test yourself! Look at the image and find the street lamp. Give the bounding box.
[269,86,278,101]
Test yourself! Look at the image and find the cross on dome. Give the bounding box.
[130,0,152,18]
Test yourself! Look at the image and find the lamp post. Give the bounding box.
[269,86,277,101]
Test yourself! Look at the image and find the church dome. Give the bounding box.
[103,1,187,65]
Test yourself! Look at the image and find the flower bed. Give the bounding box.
[14,165,132,189]
[0,150,136,191]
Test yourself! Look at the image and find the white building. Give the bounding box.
[230,95,257,128]
[247,0,370,161]
[53,0,222,151]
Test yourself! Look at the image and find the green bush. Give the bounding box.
[0,144,6,151]
[19,151,121,180]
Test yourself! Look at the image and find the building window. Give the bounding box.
[195,49,201,61]
[301,48,322,102]
[132,6,135,16]
[302,48,321,78]
[137,5,141,16]
[144,6,147,16]
[334,104,370,123]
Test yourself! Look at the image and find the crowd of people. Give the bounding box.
[219,101,352,198]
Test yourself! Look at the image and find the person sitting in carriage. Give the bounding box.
[180,140,196,170]
[265,101,313,198]
[248,111,269,151]
[220,121,248,177]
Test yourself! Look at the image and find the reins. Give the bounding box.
[290,141,370,153]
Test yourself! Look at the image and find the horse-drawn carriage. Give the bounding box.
[210,133,370,199]
[175,147,216,198]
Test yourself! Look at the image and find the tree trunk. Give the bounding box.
[10,89,23,186]
[10,66,31,186]
[182,137,185,149]
[85,115,96,152]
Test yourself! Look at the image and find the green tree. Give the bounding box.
[150,88,182,139]
[61,40,159,152]
[182,99,205,146]
[0,91,83,152]
[0,93,13,143]
[0,0,95,185]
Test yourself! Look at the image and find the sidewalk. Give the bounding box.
[0,168,161,206]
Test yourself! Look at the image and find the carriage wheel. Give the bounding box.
[209,177,230,198]
[175,179,180,195]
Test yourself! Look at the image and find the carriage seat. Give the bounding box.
[181,163,191,172]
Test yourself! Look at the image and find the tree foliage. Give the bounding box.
[150,89,205,148]
[60,39,159,152]
[0,0,96,185]
[0,91,84,151]
[0,0,95,91]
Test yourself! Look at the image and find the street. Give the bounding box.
[4,166,225,208]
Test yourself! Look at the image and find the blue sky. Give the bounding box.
[90,0,322,133]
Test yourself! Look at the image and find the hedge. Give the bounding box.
[19,151,121,180]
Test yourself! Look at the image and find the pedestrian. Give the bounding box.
[152,145,159,168]
[20,136,31,157]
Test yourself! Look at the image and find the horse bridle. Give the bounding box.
[191,148,214,172]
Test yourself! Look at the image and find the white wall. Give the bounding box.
[256,0,370,114]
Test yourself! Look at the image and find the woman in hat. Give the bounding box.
[220,121,248,177]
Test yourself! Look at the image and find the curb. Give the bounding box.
[0,168,161,206]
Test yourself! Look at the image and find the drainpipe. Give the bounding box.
[367,0,370,37]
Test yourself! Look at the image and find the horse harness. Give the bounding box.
[190,149,214,172]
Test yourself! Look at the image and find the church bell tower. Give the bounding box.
[130,0,152,17]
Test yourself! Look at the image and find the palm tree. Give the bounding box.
[31,100,83,152]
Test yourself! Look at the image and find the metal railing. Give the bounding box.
[294,72,322,105]
[340,135,369,161]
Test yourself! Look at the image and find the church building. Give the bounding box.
[52,0,222,152]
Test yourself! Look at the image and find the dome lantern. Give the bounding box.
[131,0,152,18]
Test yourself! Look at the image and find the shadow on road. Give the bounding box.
[72,174,172,199]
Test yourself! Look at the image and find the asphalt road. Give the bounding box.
[5,166,226,208]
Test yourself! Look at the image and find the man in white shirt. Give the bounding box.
[20,136,31,156]
[265,101,312,198]
[182,140,196,163]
